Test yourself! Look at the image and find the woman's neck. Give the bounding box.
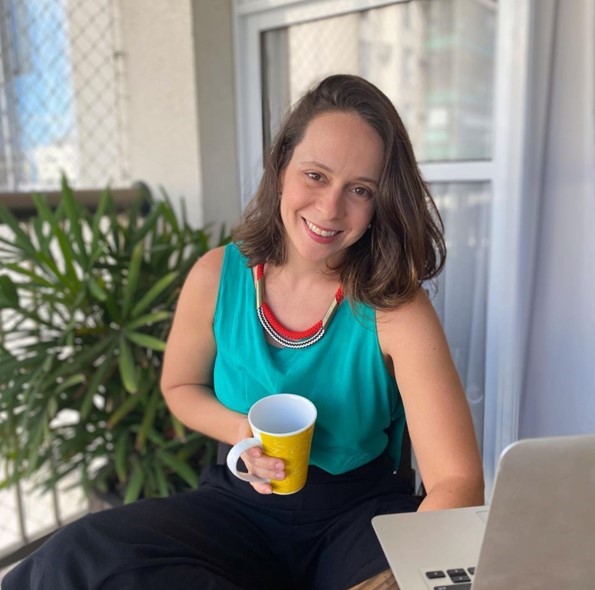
[272,247,342,288]
[266,261,338,292]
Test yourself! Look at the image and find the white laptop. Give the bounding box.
[372,433,595,590]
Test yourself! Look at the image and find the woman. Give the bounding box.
[3,75,483,590]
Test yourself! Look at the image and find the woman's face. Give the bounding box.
[279,111,383,269]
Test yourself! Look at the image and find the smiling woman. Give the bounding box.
[278,111,380,268]
[235,75,446,310]
[4,74,483,590]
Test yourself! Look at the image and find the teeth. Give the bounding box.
[306,220,338,238]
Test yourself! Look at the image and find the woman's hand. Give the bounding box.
[237,418,286,495]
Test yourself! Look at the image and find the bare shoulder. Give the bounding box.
[377,287,441,337]
[376,287,451,373]
[184,245,227,293]
[175,245,228,320]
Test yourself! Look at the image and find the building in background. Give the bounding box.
[0,0,127,191]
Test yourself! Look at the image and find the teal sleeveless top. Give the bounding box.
[213,243,405,474]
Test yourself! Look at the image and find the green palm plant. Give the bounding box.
[0,179,224,503]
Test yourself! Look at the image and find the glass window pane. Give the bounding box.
[262,0,496,161]
[429,181,491,447]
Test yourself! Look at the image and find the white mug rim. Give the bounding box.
[248,393,317,437]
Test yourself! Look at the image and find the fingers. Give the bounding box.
[252,480,274,494]
[242,447,285,495]
[236,418,285,495]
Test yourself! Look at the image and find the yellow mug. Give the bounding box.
[226,394,317,494]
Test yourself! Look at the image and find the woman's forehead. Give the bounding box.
[290,112,384,179]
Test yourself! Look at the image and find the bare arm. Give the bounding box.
[377,288,484,511]
[160,247,246,443]
[160,247,283,493]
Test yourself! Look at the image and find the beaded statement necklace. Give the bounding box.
[254,264,344,349]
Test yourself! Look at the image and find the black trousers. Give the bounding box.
[2,451,421,590]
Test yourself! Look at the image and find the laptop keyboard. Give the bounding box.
[425,567,475,589]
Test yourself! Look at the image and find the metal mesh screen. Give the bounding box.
[262,0,496,162]
[0,0,128,192]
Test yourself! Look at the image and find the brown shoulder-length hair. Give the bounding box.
[232,74,446,310]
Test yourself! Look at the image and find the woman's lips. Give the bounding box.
[304,218,340,242]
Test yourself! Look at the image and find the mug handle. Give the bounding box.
[226,438,270,483]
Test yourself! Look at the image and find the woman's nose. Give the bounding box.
[316,185,344,219]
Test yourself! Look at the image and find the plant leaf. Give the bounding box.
[153,463,170,497]
[0,205,37,257]
[135,388,161,451]
[124,311,171,332]
[0,275,19,308]
[131,201,162,245]
[123,458,145,504]
[61,176,89,268]
[90,188,110,250]
[55,373,86,394]
[158,450,198,489]
[114,431,129,483]
[47,335,114,382]
[170,415,186,441]
[107,391,143,429]
[125,331,166,352]
[122,242,143,318]
[118,337,138,394]
[32,193,79,287]
[80,360,115,419]
[84,274,104,302]
[0,263,56,289]
[130,272,178,318]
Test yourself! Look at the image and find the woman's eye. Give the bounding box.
[353,186,373,198]
[306,172,322,182]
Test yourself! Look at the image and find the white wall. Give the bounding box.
[191,0,241,231]
[118,0,203,227]
[520,0,595,437]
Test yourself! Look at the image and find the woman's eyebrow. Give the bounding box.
[300,160,379,186]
